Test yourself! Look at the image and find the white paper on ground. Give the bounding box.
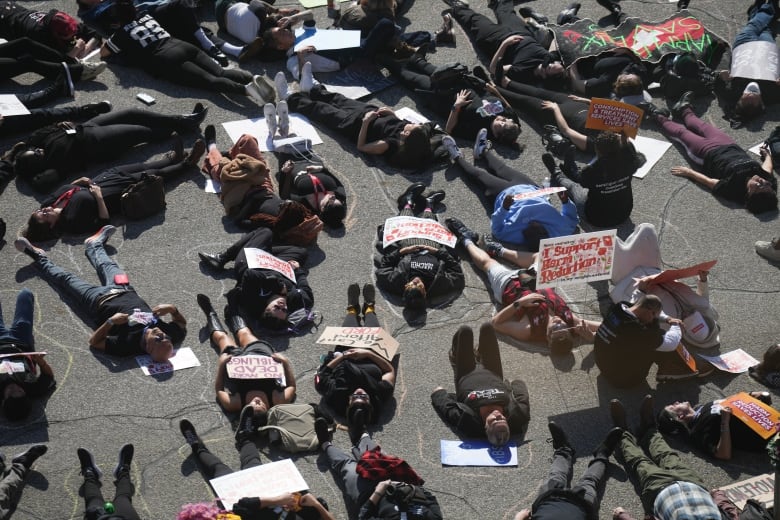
[440,439,518,466]
[222,114,323,151]
[631,134,673,179]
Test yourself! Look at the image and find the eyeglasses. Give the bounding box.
[154,333,171,343]
[350,393,369,401]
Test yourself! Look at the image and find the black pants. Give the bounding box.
[83,473,140,520]
[320,18,397,65]
[498,82,589,133]
[0,37,84,80]
[450,0,528,56]
[452,325,503,384]
[0,104,105,138]
[287,86,377,140]
[148,39,250,94]
[228,228,308,270]
[195,438,262,479]
[454,149,535,200]
[149,0,226,50]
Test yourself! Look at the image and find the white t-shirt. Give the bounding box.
[226,3,261,44]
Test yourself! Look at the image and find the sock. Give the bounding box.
[364,306,375,315]
[193,28,214,50]
[208,143,218,152]
[221,42,243,57]
[404,202,412,209]
[346,307,357,314]
[463,238,474,247]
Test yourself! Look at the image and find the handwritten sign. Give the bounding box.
[512,186,567,200]
[536,230,616,289]
[210,459,308,511]
[316,327,399,361]
[226,355,286,385]
[382,216,457,249]
[0,361,25,374]
[697,349,759,374]
[135,347,201,376]
[244,248,296,283]
[649,260,717,285]
[585,98,644,139]
[731,41,779,81]
[717,473,774,510]
[440,439,517,466]
[722,392,780,440]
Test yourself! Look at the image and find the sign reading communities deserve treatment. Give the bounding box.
[585,98,644,139]
[316,327,399,361]
[243,248,296,282]
[226,355,286,385]
[382,216,457,249]
[536,230,616,289]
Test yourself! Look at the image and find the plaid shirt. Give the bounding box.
[654,481,720,520]
[356,447,424,485]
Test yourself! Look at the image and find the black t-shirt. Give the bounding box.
[533,494,589,520]
[504,39,556,84]
[98,291,185,356]
[291,170,347,208]
[367,115,406,157]
[452,94,518,141]
[25,125,85,177]
[579,142,637,226]
[407,250,440,290]
[315,357,394,416]
[705,145,777,203]
[0,4,91,52]
[0,345,55,398]
[105,14,172,65]
[689,399,769,454]
[46,187,103,235]
[456,367,511,410]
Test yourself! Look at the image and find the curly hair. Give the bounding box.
[177,502,222,520]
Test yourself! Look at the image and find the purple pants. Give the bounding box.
[658,108,735,164]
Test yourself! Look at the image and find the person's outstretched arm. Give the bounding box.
[670,166,718,190]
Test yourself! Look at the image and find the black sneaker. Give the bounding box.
[77,447,102,479]
[314,417,332,448]
[557,2,581,24]
[362,284,376,315]
[541,153,557,176]
[114,444,134,479]
[397,183,426,211]
[547,421,573,452]
[179,419,204,452]
[207,46,229,67]
[518,6,549,24]
[593,427,623,460]
[425,190,446,209]
[480,236,503,258]
[198,252,227,271]
[670,91,695,120]
[445,217,479,244]
[347,283,360,314]
[12,445,47,469]
[235,405,255,444]
[609,399,628,430]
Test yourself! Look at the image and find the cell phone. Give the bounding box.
[114,273,129,285]
[136,92,156,105]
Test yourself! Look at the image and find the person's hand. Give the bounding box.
[277,16,293,28]
[73,177,92,186]
[718,69,731,81]
[541,100,559,112]
[88,184,103,198]
[218,352,233,365]
[287,260,300,270]
[613,507,626,519]
[671,166,694,178]
[502,34,524,47]
[515,509,531,520]
[152,304,178,316]
[454,89,472,109]
[272,352,289,364]
[299,493,319,508]
[280,160,295,174]
[278,7,300,16]
[110,312,129,325]
[484,83,499,95]
[297,45,316,54]
[557,189,569,203]
[721,406,732,417]
[633,274,658,291]
[376,107,395,116]
[502,194,514,210]
[363,110,379,122]
[666,317,684,328]
[567,94,590,104]
[500,74,510,87]
[516,293,545,307]
[67,38,87,59]
[374,479,392,495]
[698,270,709,282]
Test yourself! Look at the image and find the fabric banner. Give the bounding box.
[382,216,457,249]
[316,326,399,361]
[585,98,644,139]
[226,355,286,384]
[244,248,296,282]
[721,392,780,440]
[536,230,616,288]
[551,12,728,67]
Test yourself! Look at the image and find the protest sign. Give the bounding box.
[135,347,201,376]
[649,259,718,285]
[210,459,308,511]
[316,327,399,361]
[717,473,774,510]
[731,41,779,81]
[697,349,759,374]
[512,187,567,200]
[294,28,360,52]
[0,361,25,374]
[0,351,47,360]
[675,344,698,373]
[441,440,517,466]
[0,95,30,117]
[722,392,780,439]
[536,230,616,289]
[244,248,296,282]
[382,216,457,249]
[226,355,286,385]
[585,98,644,138]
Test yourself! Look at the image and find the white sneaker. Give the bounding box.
[245,80,265,104]
[300,61,316,93]
[755,238,780,261]
[276,100,290,137]
[253,74,276,103]
[263,103,277,137]
[442,135,461,161]
[79,60,107,81]
[473,127,491,159]
[275,71,290,101]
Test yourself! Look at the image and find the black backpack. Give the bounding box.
[739,499,773,520]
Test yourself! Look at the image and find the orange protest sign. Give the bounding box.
[648,259,717,285]
[675,344,698,372]
[585,98,644,139]
[722,392,780,439]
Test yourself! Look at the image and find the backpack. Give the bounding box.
[120,173,166,220]
[764,126,780,166]
[256,403,319,453]
[739,499,773,520]
[284,307,322,336]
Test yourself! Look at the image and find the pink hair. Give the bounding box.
[177,502,222,520]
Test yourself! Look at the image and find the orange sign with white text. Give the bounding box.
[722,392,780,439]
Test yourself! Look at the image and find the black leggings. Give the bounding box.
[498,82,589,132]
[0,104,105,138]
[83,473,140,520]
[0,37,83,80]
[450,0,527,56]
[149,39,250,94]
[454,149,536,199]
[196,438,262,479]
[287,86,377,140]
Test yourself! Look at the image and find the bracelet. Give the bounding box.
[451,105,460,112]
[105,318,114,327]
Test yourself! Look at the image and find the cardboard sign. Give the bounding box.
[536,230,616,289]
[585,98,644,139]
[721,392,780,440]
[316,327,399,361]
[440,439,518,467]
[675,343,698,372]
[226,355,286,385]
[512,186,567,200]
[731,41,779,81]
[717,473,774,510]
[697,349,759,374]
[648,259,718,285]
[382,216,457,249]
[210,459,308,511]
[244,248,296,283]
[0,94,30,116]
[135,347,201,376]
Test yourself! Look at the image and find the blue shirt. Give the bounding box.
[490,184,579,244]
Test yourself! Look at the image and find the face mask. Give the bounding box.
[744,81,761,95]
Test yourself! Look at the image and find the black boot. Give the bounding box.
[593,427,623,460]
[396,182,426,211]
[670,91,695,119]
[204,124,217,147]
[424,190,446,210]
[596,0,623,22]
[197,294,225,335]
[347,283,360,315]
[225,305,248,336]
[518,6,549,24]
[12,445,47,469]
[180,102,208,130]
[362,284,376,315]
[198,251,227,271]
[557,2,581,24]
[548,421,574,453]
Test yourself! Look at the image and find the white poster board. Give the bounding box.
[697,349,760,374]
[631,135,673,179]
[226,355,286,385]
[244,248,296,282]
[316,327,399,361]
[382,216,457,249]
[393,106,430,124]
[293,28,361,52]
[222,115,323,152]
[210,459,308,511]
[0,95,30,116]
[135,347,201,376]
[731,41,779,81]
[536,230,616,289]
[440,440,518,466]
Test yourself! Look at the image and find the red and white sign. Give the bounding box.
[382,216,457,249]
[244,248,296,282]
[226,355,286,385]
[536,230,616,288]
[697,349,759,374]
[647,259,717,285]
[513,187,567,200]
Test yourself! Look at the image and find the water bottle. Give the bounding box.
[542,176,550,188]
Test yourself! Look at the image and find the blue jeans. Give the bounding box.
[0,288,35,348]
[734,3,776,48]
[35,243,128,313]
